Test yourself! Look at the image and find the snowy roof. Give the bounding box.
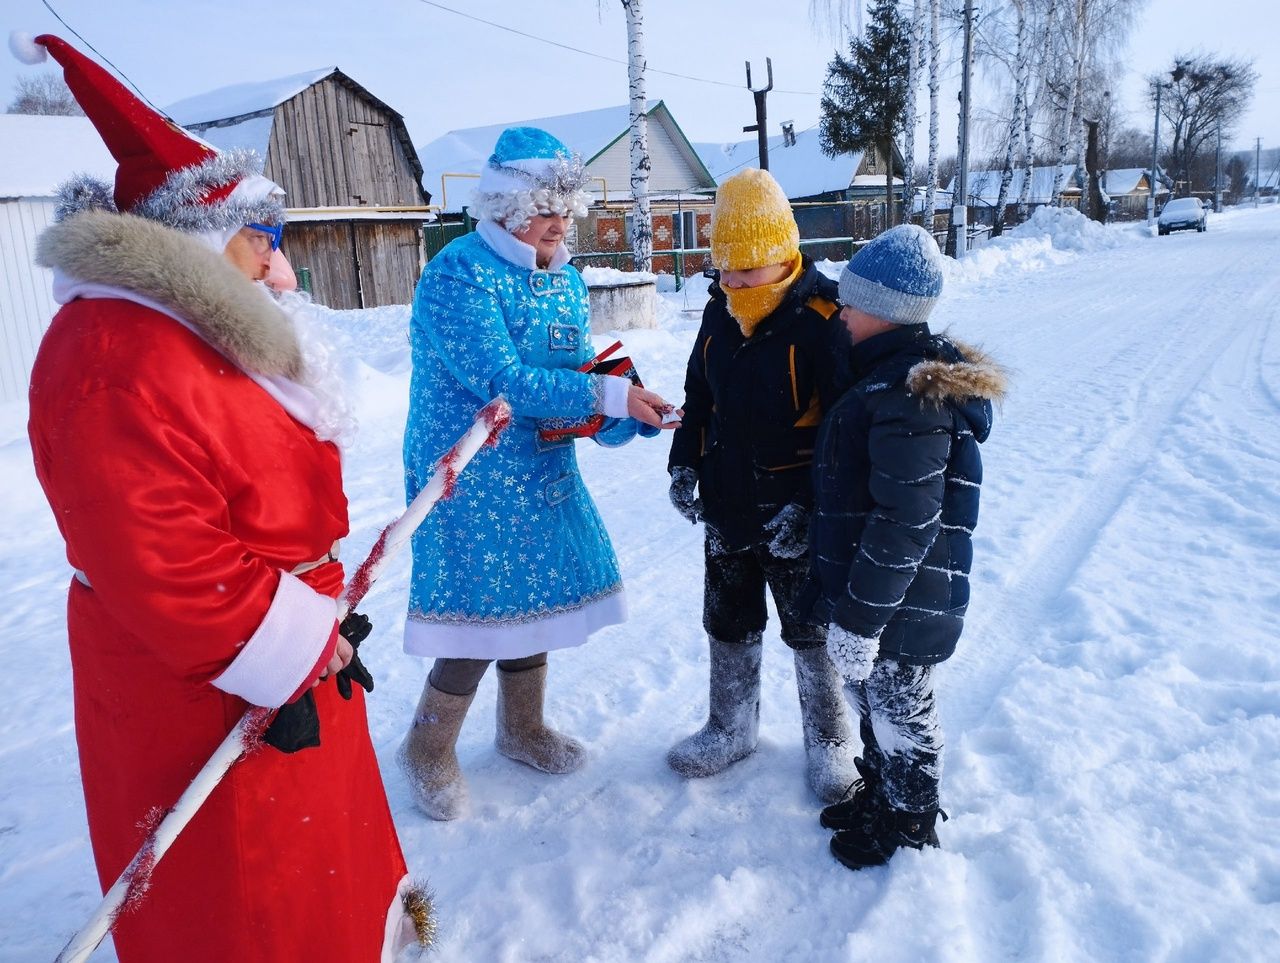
[191,114,275,157]
[693,127,869,200]
[420,101,658,176]
[0,114,116,198]
[947,166,1078,206]
[1102,168,1152,195]
[948,165,1171,206]
[166,67,338,126]
[418,100,710,212]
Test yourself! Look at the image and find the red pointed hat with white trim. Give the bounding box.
[9,31,283,232]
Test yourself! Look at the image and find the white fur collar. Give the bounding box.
[477,218,570,272]
[36,210,303,379]
[35,211,352,442]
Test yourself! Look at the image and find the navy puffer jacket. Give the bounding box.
[799,324,1005,664]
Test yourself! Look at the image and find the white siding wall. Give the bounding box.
[1,198,58,403]
[588,113,707,199]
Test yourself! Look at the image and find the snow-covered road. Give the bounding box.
[2,206,1277,962]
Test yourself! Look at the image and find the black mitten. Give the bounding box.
[335,611,375,700]
[263,690,321,753]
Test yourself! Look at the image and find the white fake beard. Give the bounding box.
[272,288,358,448]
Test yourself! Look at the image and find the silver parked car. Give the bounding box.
[1158,197,1207,235]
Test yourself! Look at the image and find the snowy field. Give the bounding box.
[2,205,1279,961]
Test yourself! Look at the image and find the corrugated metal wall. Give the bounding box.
[1,198,57,403]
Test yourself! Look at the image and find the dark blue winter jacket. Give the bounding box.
[668,259,851,550]
[798,324,1005,664]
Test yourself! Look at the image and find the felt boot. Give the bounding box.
[397,681,476,821]
[495,662,586,774]
[793,645,859,803]
[667,635,763,778]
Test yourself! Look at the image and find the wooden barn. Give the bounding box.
[168,68,432,309]
[0,114,115,402]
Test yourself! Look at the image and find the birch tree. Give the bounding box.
[924,0,941,227]
[991,0,1030,235]
[900,0,925,225]
[1049,0,1088,204]
[620,0,652,272]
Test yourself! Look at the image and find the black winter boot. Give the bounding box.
[829,805,944,871]
[819,756,884,831]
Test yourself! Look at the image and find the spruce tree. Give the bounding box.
[819,0,911,227]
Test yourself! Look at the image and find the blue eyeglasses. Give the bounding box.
[247,222,284,251]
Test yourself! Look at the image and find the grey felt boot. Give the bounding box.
[793,646,860,803]
[495,662,586,774]
[667,635,763,778]
[397,681,476,821]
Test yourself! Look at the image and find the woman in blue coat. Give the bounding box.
[399,127,677,820]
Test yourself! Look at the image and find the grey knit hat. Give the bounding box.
[838,224,944,325]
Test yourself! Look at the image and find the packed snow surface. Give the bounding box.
[2,206,1279,961]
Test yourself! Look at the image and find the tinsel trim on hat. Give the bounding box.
[474,154,591,232]
[54,173,118,221]
[54,148,285,231]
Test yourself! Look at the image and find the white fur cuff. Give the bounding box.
[601,375,631,418]
[212,571,338,707]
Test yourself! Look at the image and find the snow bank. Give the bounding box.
[580,265,656,285]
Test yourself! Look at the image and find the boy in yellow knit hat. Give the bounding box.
[666,168,858,801]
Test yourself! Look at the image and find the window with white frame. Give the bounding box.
[671,210,698,249]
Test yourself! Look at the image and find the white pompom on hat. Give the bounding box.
[12,32,285,235]
[8,31,48,65]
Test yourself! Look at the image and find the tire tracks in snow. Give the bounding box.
[944,222,1280,730]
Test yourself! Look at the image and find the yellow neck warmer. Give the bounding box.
[723,257,804,337]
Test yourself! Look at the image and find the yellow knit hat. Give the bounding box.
[709,168,800,271]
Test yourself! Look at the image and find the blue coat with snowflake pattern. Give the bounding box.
[403,230,628,647]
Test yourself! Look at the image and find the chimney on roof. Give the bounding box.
[781,120,796,147]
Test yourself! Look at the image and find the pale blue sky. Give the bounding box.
[2,0,1274,163]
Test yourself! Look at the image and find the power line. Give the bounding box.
[411,0,821,96]
[39,0,166,115]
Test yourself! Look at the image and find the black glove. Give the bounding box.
[335,611,375,701]
[263,689,321,753]
[669,466,702,524]
[763,503,810,560]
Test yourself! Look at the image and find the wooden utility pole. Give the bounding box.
[952,0,974,258]
[744,58,773,171]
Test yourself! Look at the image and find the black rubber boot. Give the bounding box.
[819,756,883,831]
[829,806,944,871]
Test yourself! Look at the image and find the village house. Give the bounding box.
[168,67,433,309]
[949,164,1170,226]
[0,114,115,403]
[418,100,716,275]
[694,124,906,260]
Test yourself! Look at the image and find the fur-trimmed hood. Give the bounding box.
[35,210,303,379]
[906,340,1008,406]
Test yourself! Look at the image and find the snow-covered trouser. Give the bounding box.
[703,538,825,648]
[849,659,942,812]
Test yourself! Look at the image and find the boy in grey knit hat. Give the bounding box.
[798,224,1007,869]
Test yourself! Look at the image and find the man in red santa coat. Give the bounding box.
[17,31,428,962]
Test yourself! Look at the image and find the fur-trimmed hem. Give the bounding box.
[906,339,1008,405]
[36,210,303,378]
